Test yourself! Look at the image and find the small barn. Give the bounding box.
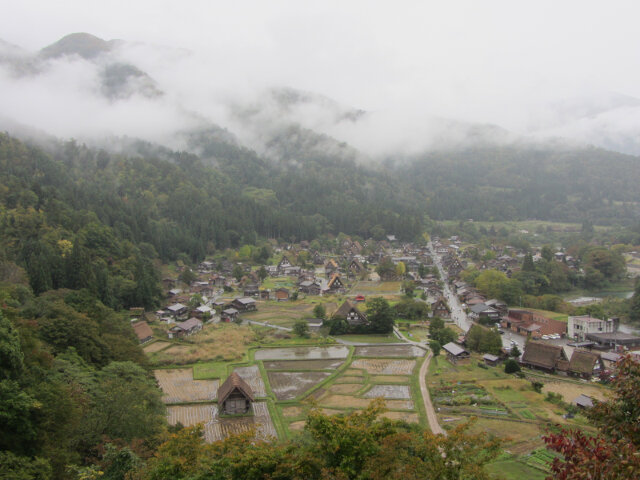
[275,287,290,301]
[482,353,501,367]
[442,342,470,364]
[218,372,254,415]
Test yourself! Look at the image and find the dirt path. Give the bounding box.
[419,350,445,435]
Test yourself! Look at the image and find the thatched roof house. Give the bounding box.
[218,372,254,415]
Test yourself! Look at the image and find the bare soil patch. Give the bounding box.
[329,384,362,394]
[255,346,349,361]
[542,381,608,403]
[154,368,219,404]
[351,358,416,375]
[143,341,171,353]
[268,371,331,400]
[364,385,411,399]
[263,359,345,370]
[381,411,420,423]
[233,365,266,397]
[334,376,365,384]
[289,420,306,431]
[354,345,425,358]
[343,369,365,376]
[282,406,305,418]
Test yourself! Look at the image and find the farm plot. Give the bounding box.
[154,368,219,404]
[167,402,277,442]
[381,411,419,423]
[207,402,277,442]
[328,384,362,394]
[167,404,215,427]
[541,380,608,403]
[354,345,425,358]
[143,341,171,353]
[263,359,344,370]
[351,358,416,375]
[364,385,411,399]
[255,346,349,361]
[319,394,414,410]
[267,371,332,400]
[233,365,266,397]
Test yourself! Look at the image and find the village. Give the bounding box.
[129,231,640,479]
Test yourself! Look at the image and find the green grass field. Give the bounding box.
[337,334,399,343]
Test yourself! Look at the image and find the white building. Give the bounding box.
[568,315,617,341]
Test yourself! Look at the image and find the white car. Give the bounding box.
[541,335,550,340]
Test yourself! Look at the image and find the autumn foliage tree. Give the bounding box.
[544,355,640,479]
[138,400,502,480]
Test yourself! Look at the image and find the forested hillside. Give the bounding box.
[398,145,640,224]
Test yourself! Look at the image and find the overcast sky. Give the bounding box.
[2,1,640,153]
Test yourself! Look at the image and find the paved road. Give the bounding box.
[429,243,471,332]
[419,350,445,435]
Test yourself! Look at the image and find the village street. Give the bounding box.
[429,242,527,353]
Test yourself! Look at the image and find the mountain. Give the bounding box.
[529,92,640,155]
[38,32,117,60]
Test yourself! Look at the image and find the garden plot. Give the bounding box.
[329,384,362,394]
[364,385,411,399]
[263,359,345,370]
[381,411,419,423]
[354,345,425,358]
[143,341,171,353]
[233,365,266,397]
[167,402,277,442]
[154,368,219,404]
[351,358,416,375]
[255,346,349,361]
[267,371,331,400]
[319,394,414,410]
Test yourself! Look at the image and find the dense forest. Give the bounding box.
[397,144,640,224]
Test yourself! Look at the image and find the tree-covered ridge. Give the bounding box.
[399,145,640,224]
[0,283,164,480]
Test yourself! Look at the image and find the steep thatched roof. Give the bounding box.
[569,350,600,375]
[522,342,565,370]
[218,372,254,404]
[332,300,367,321]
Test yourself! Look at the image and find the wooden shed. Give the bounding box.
[218,372,254,415]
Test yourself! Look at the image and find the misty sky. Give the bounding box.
[2,0,640,154]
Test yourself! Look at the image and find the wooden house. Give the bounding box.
[277,256,292,275]
[275,288,290,301]
[521,342,568,372]
[567,350,603,379]
[483,354,501,367]
[431,297,451,319]
[168,317,203,339]
[348,259,365,278]
[299,280,322,296]
[218,372,254,415]
[325,258,340,277]
[243,284,260,297]
[326,274,345,294]
[442,342,470,364]
[221,308,239,322]
[260,290,271,300]
[166,303,188,320]
[231,297,257,312]
[332,300,369,327]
